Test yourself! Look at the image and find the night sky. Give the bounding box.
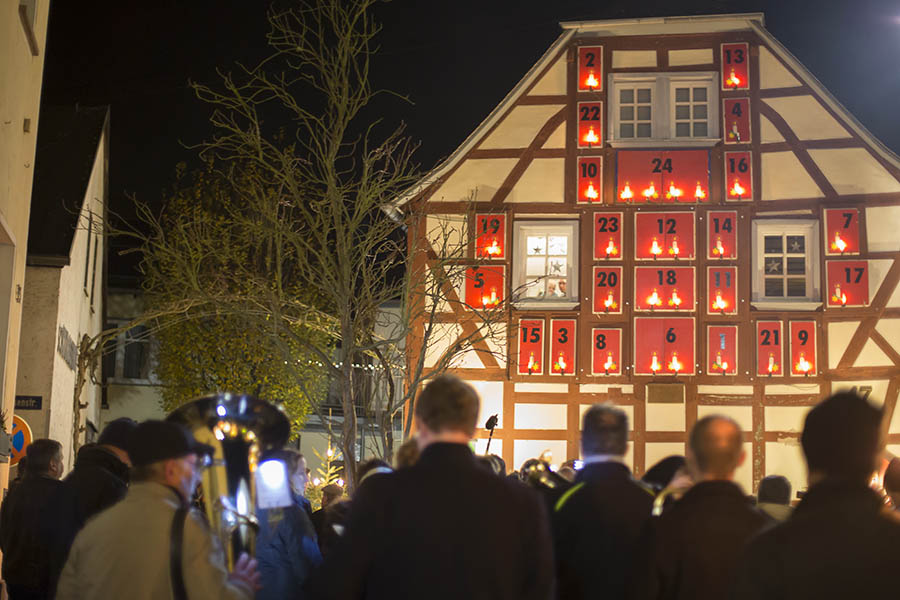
[41,0,900,278]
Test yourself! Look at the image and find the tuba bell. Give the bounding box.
[167,392,290,568]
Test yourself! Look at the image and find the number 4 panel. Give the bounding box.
[550,319,576,375]
[723,98,750,144]
[593,212,623,259]
[518,319,545,375]
[592,328,622,376]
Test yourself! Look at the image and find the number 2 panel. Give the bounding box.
[518,319,545,375]
[593,212,623,260]
[578,46,603,91]
[550,319,576,376]
[592,328,622,376]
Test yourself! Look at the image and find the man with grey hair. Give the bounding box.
[632,415,767,600]
[551,403,654,600]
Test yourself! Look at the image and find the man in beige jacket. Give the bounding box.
[56,421,259,600]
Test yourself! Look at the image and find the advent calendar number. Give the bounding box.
[725,48,745,63]
[666,328,677,343]
[597,216,619,233]
[595,334,606,349]
[713,217,733,234]
[521,327,541,343]
[481,218,500,234]
[596,271,619,287]
[761,329,779,346]
[728,157,749,173]
[580,106,601,121]
[651,157,673,173]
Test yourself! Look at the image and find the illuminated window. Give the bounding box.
[512,221,578,307]
[751,220,821,309]
[610,73,718,144]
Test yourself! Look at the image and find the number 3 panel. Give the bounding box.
[518,319,545,375]
[593,266,623,314]
[550,319,576,375]
[593,211,622,259]
[592,327,622,376]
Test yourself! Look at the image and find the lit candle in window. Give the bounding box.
[796,352,811,376]
[585,71,599,89]
[831,284,847,307]
[729,179,746,199]
[619,182,634,201]
[603,291,617,312]
[831,231,847,253]
[642,182,659,201]
[713,236,726,257]
[713,352,728,374]
[665,183,683,200]
[554,352,567,373]
[668,236,680,257]
[767,353,778,375]
[584,126,599,145]
[650,237,663,258]
[646,288,662,309]
[650,352,661,373]
[668,288,682,308]
[603,352,616,374]
[668,352,683,373]
[712,289,728,312]
[605,238,619,257]
[585,182,599,201]
[726,68,741,87]
[694,182,706,201]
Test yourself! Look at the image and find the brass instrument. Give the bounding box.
[168,393,290,568]
[521,459,572,490]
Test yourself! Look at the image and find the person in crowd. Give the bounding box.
[732,392,900,599]
[756,474,792,522]
[311,484,344,540]
[255,450,322,600]
[632,415,767,600]
[55,420,259,600]
[8,456,27,493]
[642,456,685,493]
[282,449,313,519]
[306,375,554,600]
[556,460,576,483]
[45,418,138,596]
[884,457,900,510]
[552,404,654,600]
[0,439,65,600]
[356,458,393,489]
[394,436,420,469]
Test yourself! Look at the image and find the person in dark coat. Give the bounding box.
[631,415,768,600]
[0,438,65,600]
[306,374,554,600]
[732,392,900,600]
[552,403,654,600]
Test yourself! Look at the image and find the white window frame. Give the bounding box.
[512,220,579,310]
[751,219,821,310]
[609,72,719,147]
[104,320,159,385]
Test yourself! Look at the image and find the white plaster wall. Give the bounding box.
[645,442,684,473]
[830,380,890,409]
[761,151,823,200]
[645,402,685,432]
[473,438,502,458]
[514,403,567,430]
[479,105,562,150]
[827,321,859,369]
[506,158,564,203]
[541,121,566,149]
[765,406,809,433]
[425,214,467,257]
[853,339,891,368]
[758,46,800,89]
[579,384,634,394]
[422,323,461,368]
[867,259,892,300]
[734,442,753,493]
[809,148,900,195]
[430,159,517,204]
[874,320,900,356]
[611,50,656,68]
[759,115,784,143]
[764,383,820,395]
[763,97,849,141]
[667,49,712,66]
[766,440,807,496]
[866,206,900,253]
[514,382,567,393]
[470,381,504,429]
[528,55,567,96]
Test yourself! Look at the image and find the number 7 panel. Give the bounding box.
[824,208,860,255]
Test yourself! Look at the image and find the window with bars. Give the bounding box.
[673,85,709,138]
[512,221,578,306]
[618,87,653,139]
[752,220,820,307]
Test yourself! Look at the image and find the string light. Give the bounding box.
[713,236,726,257]
[527,352,539,374]
[619,183,634,201]
[668,237,680,257]
[726,68,741,87]
[665,183,683,200]
[729,179,746,198]
[712,352,729,374]
[585,71,599,89]
[712,289,728,312]
[485,239,501,256]
[553,352,568,373]
[650,237,663,258]
[767,353,779,375]
[482,288,500,308]
[795,352,812,376]
[604,238,619,257]
[650,352,661,373]
[603,291,618,312]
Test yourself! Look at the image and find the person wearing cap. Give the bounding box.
[732,391,900,599]
[55,420,260,600]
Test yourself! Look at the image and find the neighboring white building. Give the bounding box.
[0,0,51,487]
[15,105,109,466]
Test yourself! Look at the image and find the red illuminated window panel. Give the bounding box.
[577,102,603,148]
[476,213,506,259]
[550,319,576,376]
[616,150,709,204]
[826,260,869,308]
[789,321,817,377]
[723,98,751,144]
[593,266,623,315]
[721,43,749,90]
[578,46,603,92]
[634,317,696,376]
[464,266,505,309]
[824,208,860,256]
[518,319,545,375]
[707,325,738,376]
[707,267,738,315]
[756,321,783,377]
[724,151,753,201]
[592,328,622,376]
[707,210,737,259]
[593,212,622,260]
[634,212,695,260]
[578,157,603,203]
[634,267,695,312]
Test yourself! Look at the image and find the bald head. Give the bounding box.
[689,416,744,480]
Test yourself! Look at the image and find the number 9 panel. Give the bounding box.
[789,321,817,377]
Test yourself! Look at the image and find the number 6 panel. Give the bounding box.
[633,317,696,376]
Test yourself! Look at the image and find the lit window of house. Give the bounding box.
[512,221,578,306]
[610,73,718,144]
[751,220,821,309]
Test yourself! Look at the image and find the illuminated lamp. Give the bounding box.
[485,239,501,257]
[553,352,568,373]
[603,352,617,375]
[712,289,728,313]
[585,71,599,89]
[650,237,663,258]
[482,287,500,308]
[603,291,618,312]
[712,352,729,374]
[584,182,599,201]
[604,238,619,257]
[726,68,741,88]
[767,353,779,376]
[642,182,659,201]
[619,182,634,201]
[694,183,706,201]
[583,126,599,145]
[667,352,683,373]
[795,352,812,377]
[650,352,661,373]
[646,288,662,309]
[665,183,683,200]
[713,236,726,257]
[729,179,746,199]
[668,288,682,308]
[527,352,540,374]
[831,231,848,254]
[668,236,680,258]
[831,284,847,307]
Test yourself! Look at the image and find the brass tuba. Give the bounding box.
[167,393,290,568]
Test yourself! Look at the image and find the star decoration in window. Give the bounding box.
[766,259,781,273]
[790,240,802,253]
[549,260,564,274]
[533,247,543,255]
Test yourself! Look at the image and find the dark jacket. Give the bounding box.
[256,492,323,600]
[0,474,65,595]
[732,480,900,600]
[632,480,769,600]
[306,443,554,600]
[552,461,654,600]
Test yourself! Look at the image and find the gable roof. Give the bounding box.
[29,104,109,265]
